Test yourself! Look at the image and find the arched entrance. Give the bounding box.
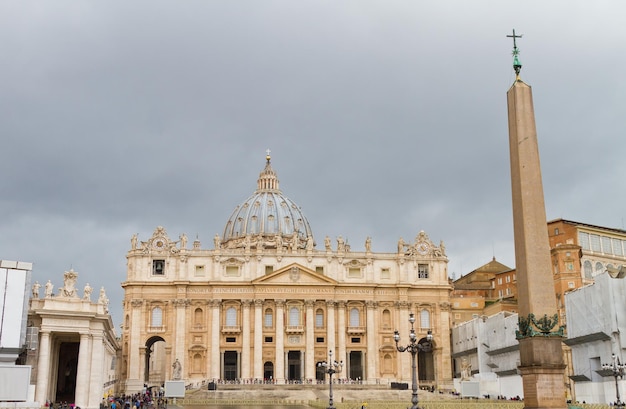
[418,338,435,383]
[145,336,166,386]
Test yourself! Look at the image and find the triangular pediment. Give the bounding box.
[252,263,337,285]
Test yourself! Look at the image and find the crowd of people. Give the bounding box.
[103,389,166,409]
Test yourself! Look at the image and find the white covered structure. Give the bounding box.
[0,259,34,407]
[565,271,626,404]
[451,311,523,399]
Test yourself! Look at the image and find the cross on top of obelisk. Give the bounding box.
[507,29,523,77]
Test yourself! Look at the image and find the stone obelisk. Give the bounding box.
[506,30,567,409]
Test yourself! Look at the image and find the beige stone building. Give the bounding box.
[27,269,119,409]
[120,154,453,393]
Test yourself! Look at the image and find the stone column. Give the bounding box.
[75,333,92,408]
[275,299,285,384]
[396,301,411,381]
[337,301,346,366]
[35,330,51,405]
[326,301,336,359]
[305,300,315,380]
[253,299,264,380]
[174,299,188,377]
[241,299,252,380]
[366,301,377,383]
[437,302,453,388]
[88,333,104,408]
[210,299,221,380]
[129,299,143,384]
[508,71,566,408]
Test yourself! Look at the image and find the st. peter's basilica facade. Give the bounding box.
[120,154,453,392]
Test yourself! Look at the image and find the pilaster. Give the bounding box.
[275,299,285,383]
[241,299,252,379]
[253,299,264,379]
[305,300,315,380]
[210,299,221,379]
[366,300,377,383]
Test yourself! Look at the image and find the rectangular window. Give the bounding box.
[613,239,624,256]
[153,260,165,275]
[470,302,478,307]
[316,337,325,343]
[566,262,573,271]
[506,288,511,295]
[568,282,575,288]
[265,265,274,275]
[225,266,239,276]
[602,236,612,254]
[505,275,511,283]
[418,264,429,279]
[348,267,361,278]
[264,336,273,343]
[498,290,503,298]
[590,234,601,252]
[578,232,590,250]
[351,337,361,343]
[381,268,390,279]
[497,278,502,285]
[316,266,324,275]
[264,311,273,328]
[226,337,236,343]
[194,265,205,277]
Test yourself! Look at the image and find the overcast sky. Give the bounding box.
[2,1,625,327]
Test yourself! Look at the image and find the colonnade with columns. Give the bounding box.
[124,295,451,391]
[35,330,109,408]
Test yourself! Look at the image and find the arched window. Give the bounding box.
[349,308,360,327]
[315,309,324,328]
[226,307,237,326]
[289,307,300,326]
[151,307,162,327]
[383,353,393,373]
[595,262,604,274]
[420,309,431,329]
[264,308,273,328]
[194,308,203,325]
[125,314,129,329]
[584,261,593,279]
[382,309,391,329]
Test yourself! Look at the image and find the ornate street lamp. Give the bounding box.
[602,354,626,409]
[318,350,343,409]
[394,313,433,409]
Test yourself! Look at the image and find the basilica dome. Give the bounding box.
[221,154,314,250]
